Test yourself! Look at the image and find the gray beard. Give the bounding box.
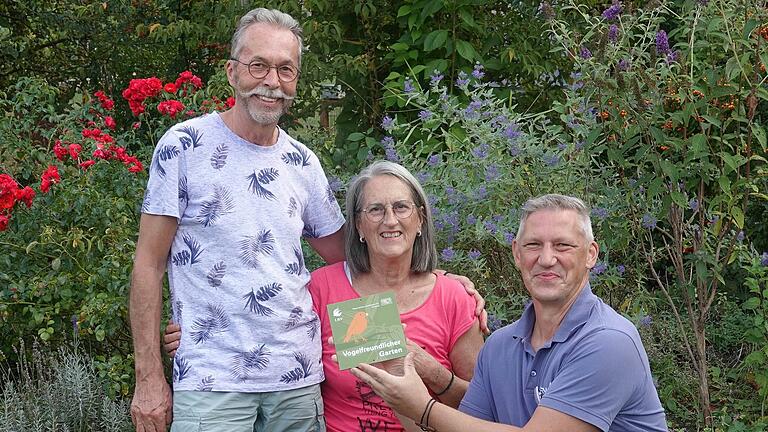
[246,99,285,125]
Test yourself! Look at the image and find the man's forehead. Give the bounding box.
[519,209,587,238]
[240,23,300,60]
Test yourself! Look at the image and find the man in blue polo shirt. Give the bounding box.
[352,194,668,431]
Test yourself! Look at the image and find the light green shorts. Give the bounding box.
[171,384,326,432]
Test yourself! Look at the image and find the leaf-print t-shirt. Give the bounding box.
[142,112,345,392]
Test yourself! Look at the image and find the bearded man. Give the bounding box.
[129,9,346,432]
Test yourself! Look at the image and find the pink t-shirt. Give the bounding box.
[309,262,477,432]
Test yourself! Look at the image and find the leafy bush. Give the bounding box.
[0,341,132,432]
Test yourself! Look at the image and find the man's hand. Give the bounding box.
[443,272,489,335]
[130,374,172,432]
[351,352,431,420]
[163,323,181,358]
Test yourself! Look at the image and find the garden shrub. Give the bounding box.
[0,341,132,432]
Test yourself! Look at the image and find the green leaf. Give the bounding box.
[424,30,449,52]
[743,297,760,310]
[458,8,476,28]
[397,5,412,17]
[25,241,38,254]
[752,125,767,151]
[52,257,61,271]
[347,132,366,142]
[384,71,401,81]
[730,206,744,229]
[718,175,731,195]
[455,40,476,61]
[391,42,409,52]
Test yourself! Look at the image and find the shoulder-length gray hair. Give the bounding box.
[345,160,437,275]
[230,8,303,67]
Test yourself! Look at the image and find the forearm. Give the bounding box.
[130,267,165,380]
[422,402,521,432]
[420,364,468,408]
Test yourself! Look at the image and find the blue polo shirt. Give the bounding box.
[459,284,667,431]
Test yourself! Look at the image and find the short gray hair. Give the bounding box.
[345,161,437,275]
[517,194,594,242]
[230,8,303,67]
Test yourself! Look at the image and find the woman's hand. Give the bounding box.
[351,352,432,421]
[443,272,490,335]
[163,322,181,357]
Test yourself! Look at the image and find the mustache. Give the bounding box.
[243,87,295,101]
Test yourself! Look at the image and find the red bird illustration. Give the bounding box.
[343,311,369,343]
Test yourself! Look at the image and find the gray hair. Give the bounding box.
[345,161,437,275]
[517,194,594,242]
[230,8,303,67]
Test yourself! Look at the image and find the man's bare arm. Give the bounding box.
[306,225,346,264]
[129,214,178,432]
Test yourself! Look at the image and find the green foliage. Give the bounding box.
[0,341,132,432]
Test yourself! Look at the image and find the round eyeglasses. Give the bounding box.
[230,58,300,82]
[358,200,419,223]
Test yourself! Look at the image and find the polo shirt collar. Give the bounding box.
[509,283,598,342]
[551,283,597,343]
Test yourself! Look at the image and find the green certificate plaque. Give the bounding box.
[328,291,407,370]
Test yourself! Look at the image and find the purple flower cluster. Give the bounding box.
[736,231,745,242]
[466,214,477,226]
[419,110,432,121]
[591,261,608,275]
[608,24,619,43]
[618,58,630,71]
[472,63,485,80]
[666,50,680,64]
[381,115,395,131]
[688,198,699,212]
[456,71,470,87]
[468,249,482,260]
[487,314,504,332]
[642,213,657,229]
[503,123,522,141]
[484,220,498,235]
[472,143,490,159]
[639,315,653,327]
[474,185,488,200]
[504,231,516,244]
[602,3,622,20]
[761,252,768,266]
[655,30,670,54]
[441,247,456,262]
[416,171,431,184]
[616,264,625,275]
[404,79,415,94]
[543,154,560,167]
[580,45,593,59]
[591,207,609,220]
[430,71,444,86]
[381,136,399,163]
[427,154,441,166]
[485,164,500,181]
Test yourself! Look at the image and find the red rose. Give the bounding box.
[40,165,61,193]
[226,96,235,108]
[104,116,116,130]
[0,214,9,231]
[164,83,177,93]
[53,140,68,160]
[68,143,82,159]
[0,174,19,210]
[14,186,35,208]
[79,160,96,170]
[128,161,144,173]
[157,100,185,118]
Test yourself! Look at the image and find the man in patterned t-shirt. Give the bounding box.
[129,8,346,432]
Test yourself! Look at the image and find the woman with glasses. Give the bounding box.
[165,160,483,431]
[312,160,483,431]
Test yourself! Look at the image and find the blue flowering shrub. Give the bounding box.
[372,0,767,428]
